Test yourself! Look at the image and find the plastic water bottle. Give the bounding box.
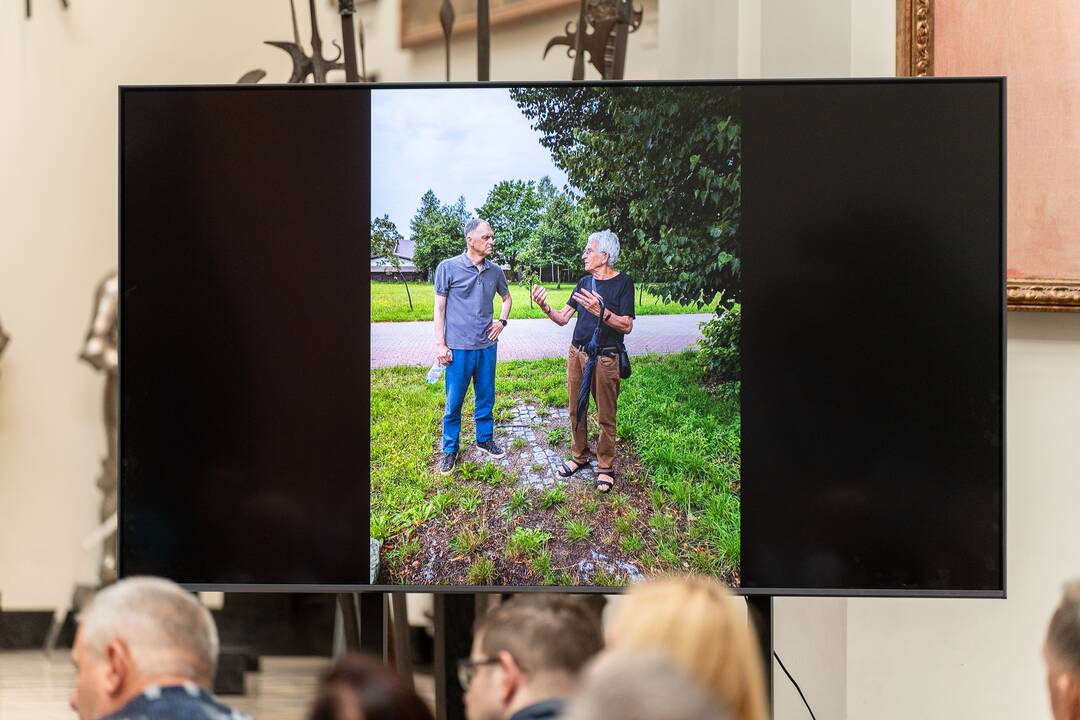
[426,361,446,384]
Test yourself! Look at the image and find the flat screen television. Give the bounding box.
[119,79,1004,596]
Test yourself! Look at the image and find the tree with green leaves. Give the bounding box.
[509,85,741,311]
[477,179,545,278]
[371,214,413,310]
[411,190,471,279]
[531,189,584,289]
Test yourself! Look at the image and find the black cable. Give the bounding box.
[773,651,817,720]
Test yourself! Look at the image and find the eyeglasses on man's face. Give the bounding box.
[457,656,500,690]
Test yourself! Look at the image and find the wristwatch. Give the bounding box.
[498,318,508,327]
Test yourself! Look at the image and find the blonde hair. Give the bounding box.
[607,576,768,720]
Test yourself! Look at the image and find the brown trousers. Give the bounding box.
[567,345,621,471]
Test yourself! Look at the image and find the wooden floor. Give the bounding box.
[0,651,436,720]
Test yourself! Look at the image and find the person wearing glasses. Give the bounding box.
[531,230,634,493]
[459,595,603,720]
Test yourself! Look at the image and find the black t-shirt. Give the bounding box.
[567,272,636,347]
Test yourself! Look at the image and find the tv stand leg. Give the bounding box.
[746,594,774,718]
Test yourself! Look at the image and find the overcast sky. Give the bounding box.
[371,87,569,236]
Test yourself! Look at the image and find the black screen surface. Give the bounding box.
[120,86,372,585]
[120,80,1003,595]
[739,81,1004,593]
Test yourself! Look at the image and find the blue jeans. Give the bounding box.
[442,344,497,455]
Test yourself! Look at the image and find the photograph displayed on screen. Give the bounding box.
[370,85,742,588]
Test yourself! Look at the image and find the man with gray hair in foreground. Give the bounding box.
[563,653,730,720]
[69,576,247,720]
[1046,579,1080,720]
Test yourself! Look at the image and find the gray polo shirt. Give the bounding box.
[434,252,510,350]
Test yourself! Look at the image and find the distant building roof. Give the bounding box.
[395,238,415,261]
[371,259,418,273]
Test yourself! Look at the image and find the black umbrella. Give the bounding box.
[574,294,607,431]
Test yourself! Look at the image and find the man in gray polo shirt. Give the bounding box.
[434,218,512,474]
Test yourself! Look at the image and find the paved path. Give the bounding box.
[371,313,713,368]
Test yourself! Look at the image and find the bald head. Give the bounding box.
[1048,581,1080,675]
[78,577,219,683]
[1046,579,1080,720]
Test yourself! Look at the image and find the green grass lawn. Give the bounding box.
[371,281,717,322]
[370,350,741,579]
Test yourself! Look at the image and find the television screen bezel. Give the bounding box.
[118,77,1006,599]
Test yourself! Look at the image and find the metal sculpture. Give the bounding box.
[241,0,367,83]
[80,271,119,585]
[440,0,455,81]
[271,0,345,82]
[477,0,491,81]
[237,70,268,84]
[338,0,361,82]
[358,18,369,81]
[26,0,68,19]
[544,0,643,80]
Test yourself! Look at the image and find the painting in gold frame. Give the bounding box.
[400,0,576,49]
[898,0,1080,311]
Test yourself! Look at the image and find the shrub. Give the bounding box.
[697,304,740,382]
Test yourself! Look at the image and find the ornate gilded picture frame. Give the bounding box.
[898,0,1080,311]
[400,0,575,49]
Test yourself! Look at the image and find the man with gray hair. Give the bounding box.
[433,218,512,474]
[69,576,247,720]
[1045,579,1080,720]
[563,653,731,720]
[531,229,634,493]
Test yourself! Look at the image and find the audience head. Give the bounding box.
[309,653,434,720]
[463,595,603,720]
[1046,579,1080,720]
[69,577,219,720]
[564,653,731,720]
[606,576,768,720]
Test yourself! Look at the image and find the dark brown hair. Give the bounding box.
[1048,579,1080,676]
[308,653,434,720]
[475,595,603,676]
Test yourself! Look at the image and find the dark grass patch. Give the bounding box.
[372,351,740,587]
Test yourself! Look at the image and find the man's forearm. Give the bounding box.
[499,296,512,322]
[434,296,447,344]
[540,301,572,327]
[602,310,633,334]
